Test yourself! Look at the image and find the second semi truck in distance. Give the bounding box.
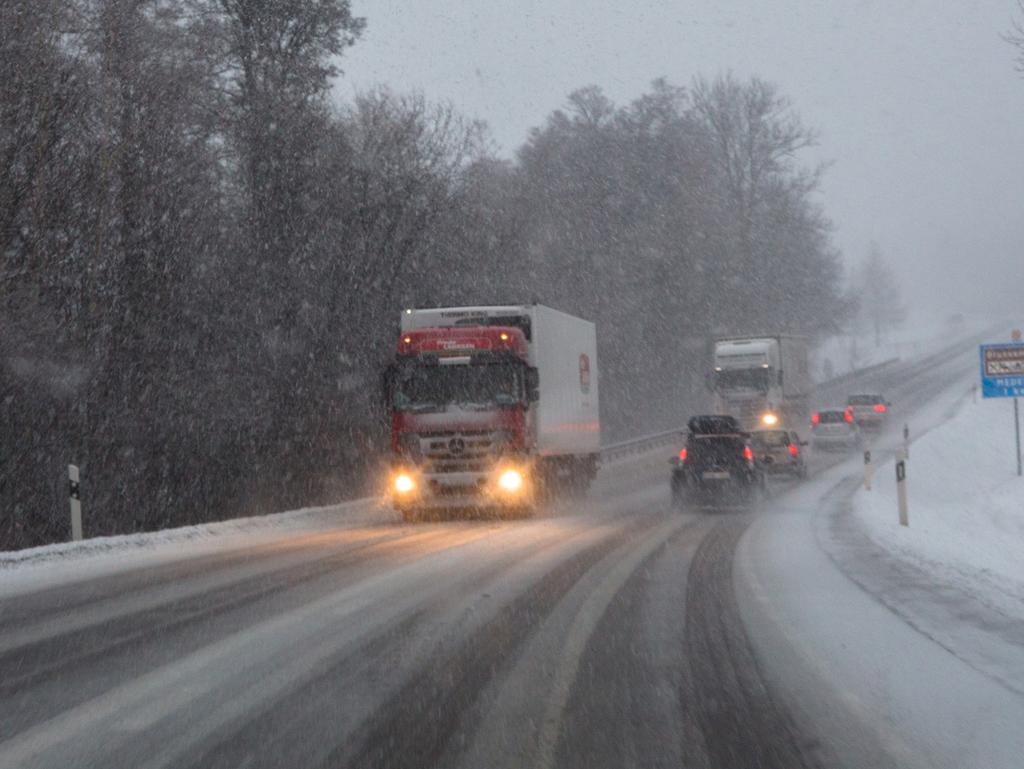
[382,304,600,519]
[710,335,811,430]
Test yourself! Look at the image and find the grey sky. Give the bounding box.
[339,1,1024,319]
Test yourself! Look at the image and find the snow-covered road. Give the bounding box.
[2,330,1020,769]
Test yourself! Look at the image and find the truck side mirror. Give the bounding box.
[526,367,540,402]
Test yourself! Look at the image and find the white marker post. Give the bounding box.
[895,450,908,527]
[68,464,82,541]
[863,449,872,490]
[903,423,910,459]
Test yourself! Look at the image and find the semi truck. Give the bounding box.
[710,335,811,430]
[382,304,600,519]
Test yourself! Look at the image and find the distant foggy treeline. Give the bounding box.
[1,1,850,549]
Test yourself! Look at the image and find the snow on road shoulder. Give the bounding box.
[0,496,392,598]
[852,392,1024,614]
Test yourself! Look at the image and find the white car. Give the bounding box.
[811,408,862,451]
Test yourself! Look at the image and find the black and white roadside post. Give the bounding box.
[863,449,872,491]
[979,334,1024,477]
[902,423,910,459]
[895,450,908,527]
[68,464,82,541]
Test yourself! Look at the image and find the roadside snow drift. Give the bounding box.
[853,394,1024,613]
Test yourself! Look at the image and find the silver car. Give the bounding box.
[811,408,863,451]
[846,393,891,430]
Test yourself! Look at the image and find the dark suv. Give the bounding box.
[671,415,765,508]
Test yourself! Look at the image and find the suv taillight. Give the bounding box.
[788,444,799,456]
[743,446,754,461]
[873,404,887,412]
[679,448,687,461]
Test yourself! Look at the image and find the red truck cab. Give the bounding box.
[383,325,540,517]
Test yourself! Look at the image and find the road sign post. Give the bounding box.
[1016,397,1022,478]
[979,341,1024,476]
[895,450,908,526]
[863,449,872,490]
[68,464,82,541]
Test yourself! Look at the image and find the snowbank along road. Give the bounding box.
[1,330,1017,769]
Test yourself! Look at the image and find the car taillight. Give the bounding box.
[743,446,754,461]
[788,444,799,456]
[844,411,854,423]
[873,404,887,412]
[679,448,687,461]
[811,413,820,425]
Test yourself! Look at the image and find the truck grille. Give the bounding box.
[413,429,508,472]
[423,431,497,457]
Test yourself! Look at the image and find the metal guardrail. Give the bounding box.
[813,357,901,391]
[600,428,684,463]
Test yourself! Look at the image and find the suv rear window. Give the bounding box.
[687,415,742,435]
[847,394,882,405]
[817,411,848,424]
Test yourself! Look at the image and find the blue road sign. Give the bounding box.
[980,343,1024,398]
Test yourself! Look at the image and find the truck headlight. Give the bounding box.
[497,468,524,493]
[394,473,416,494]
[761,413,779,426]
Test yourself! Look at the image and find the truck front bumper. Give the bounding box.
[390,465,535,510]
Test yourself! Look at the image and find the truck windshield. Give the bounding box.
[393,363,524,412]
[715,368,771,392]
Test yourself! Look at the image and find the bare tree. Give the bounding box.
[854,241,908,347]
[689,74,826,330]
[1006,1,1024,73]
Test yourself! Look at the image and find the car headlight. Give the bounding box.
[394,473,416,494]
[761,413,779,426]
[497,468,524,492]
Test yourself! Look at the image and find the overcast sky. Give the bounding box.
[339,0,1024,321]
